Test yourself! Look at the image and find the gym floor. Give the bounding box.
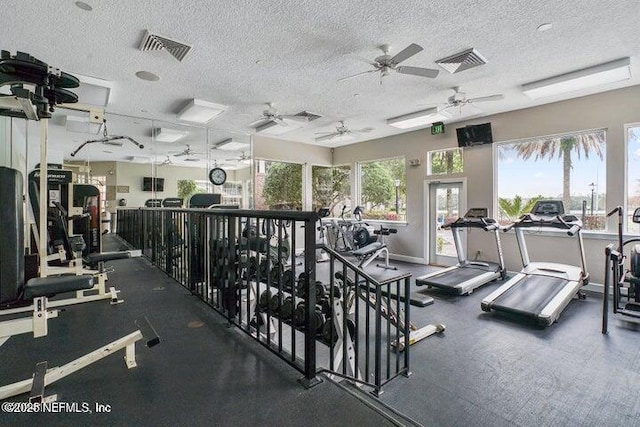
[2,235,640,426]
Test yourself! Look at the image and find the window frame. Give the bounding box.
[625,122,640,234]
[493,127,608,233]
[253,158,307,210]
[355,155,408,224]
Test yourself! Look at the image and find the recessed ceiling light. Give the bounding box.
[75,1,93,11]
[537,23,553,32]
[135,71,160,81]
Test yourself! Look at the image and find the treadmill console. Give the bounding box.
[464,208,488,218]
[532,200,564,217]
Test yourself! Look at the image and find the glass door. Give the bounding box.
[428,181,465,266]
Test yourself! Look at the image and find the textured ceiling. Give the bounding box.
[2,0,639,154]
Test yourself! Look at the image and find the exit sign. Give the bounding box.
[431,122,445,135]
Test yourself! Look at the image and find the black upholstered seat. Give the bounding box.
[24,275,94,299]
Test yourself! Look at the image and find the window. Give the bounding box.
[357,157,406,221]
[254,160,303,210]
[626,124,640,233]
[427,148,463,175]
[311,165,351,216]
[496,129,606,230]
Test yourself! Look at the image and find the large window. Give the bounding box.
[627,124,640,233]
[496,129,606,230]
[254,160,303,210]
[428,148,463,175]
[311,165,351,216]
[358,157,406,221]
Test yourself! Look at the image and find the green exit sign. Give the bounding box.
[431,122,445,135]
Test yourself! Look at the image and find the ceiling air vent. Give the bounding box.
[436,48,487,74]
[139,30,192,62]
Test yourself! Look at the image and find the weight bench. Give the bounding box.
[1,275,94,345]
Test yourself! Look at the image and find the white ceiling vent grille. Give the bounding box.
[139,30,192,62]
[436,48,487,74]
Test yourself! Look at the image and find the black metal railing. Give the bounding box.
[319,245,411,395]
[117,207,413,394]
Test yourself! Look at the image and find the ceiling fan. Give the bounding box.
[338,43,439,83]
[171,144,206,158]
[157,156,173,166]
[249,103,310,127]
[441,87,504,113]
[224,151,251,165]
[315,121,373,142]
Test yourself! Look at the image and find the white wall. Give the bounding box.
[115,162,209,207]
[334,85,640,284]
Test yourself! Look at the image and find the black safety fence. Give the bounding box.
[117,207,411,394]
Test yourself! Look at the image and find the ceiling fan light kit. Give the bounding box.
[521,57,631,99]
[177,98,227,123]
[387,108,449,129]
[154,127,188,143]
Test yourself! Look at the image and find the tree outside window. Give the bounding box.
[359,157,406,221]
[496,129,606,229]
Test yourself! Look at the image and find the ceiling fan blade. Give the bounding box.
[278,114,310,122]
[467,94,504,103]
[103,141,124,146]
[314,131,335,135]
[249,118,269,127]
[273,117,287,126]
[390,43,423,65]
[337,69,378,82]
[353,127,373,133]
[315,132,341,142]
[396,66,439,78]
[342,52,377,66]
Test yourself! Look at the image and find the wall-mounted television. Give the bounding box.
[142,177,164,192]
[456,123,493,147]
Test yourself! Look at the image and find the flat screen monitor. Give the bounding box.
[456,123,493,147]
[143,177,164,192]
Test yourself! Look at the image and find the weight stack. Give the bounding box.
[0,167,24,304]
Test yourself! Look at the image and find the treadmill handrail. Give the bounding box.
[444,216,501,231]
[510,213,582,231]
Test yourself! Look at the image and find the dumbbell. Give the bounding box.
[258,259,269,281]
[258,290,271,312]
[268,292,283,314]
[322,318,356,345]
[282,269,294,292]
[317,298,332,316]
[292,302,325,334]
[279,296,295,321]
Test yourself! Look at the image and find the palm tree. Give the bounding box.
[498,195,543,221]
[512,132,604,211]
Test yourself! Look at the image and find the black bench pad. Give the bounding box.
[24,275,94,299]
[352,242,384,257]
[85,251,131,265]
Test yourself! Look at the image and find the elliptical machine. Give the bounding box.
[602,206,640,333]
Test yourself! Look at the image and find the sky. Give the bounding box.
[497,140,606,200]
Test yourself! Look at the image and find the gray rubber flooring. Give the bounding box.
[0,236,399,427]
[5,236,640,426]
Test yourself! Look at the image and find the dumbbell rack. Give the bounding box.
[245,278,361,380]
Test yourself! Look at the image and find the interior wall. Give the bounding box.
[333,84,640,284]
[254,135,332,166]
[115,162,208,208]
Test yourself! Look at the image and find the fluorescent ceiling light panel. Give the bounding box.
[155,128,188,143]
[73,73,114,106]
[387,108,449,129]
[65,115,103,134]
[216,138,250,151]
[256,119,305,135]
[521,57,631,99]
[177,99,227,123]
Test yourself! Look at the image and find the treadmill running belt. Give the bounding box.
[420,265,498,288]
[490,275,569,319]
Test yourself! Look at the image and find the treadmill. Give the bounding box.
[481,200,589,327]
[416,208,506,295]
